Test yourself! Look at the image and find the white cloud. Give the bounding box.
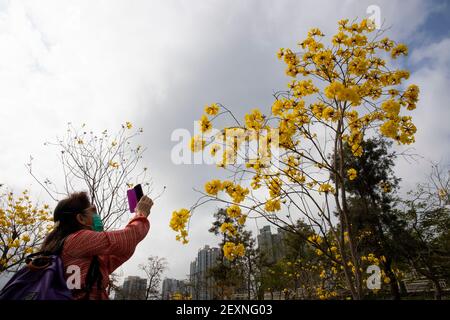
[395,36,450,191]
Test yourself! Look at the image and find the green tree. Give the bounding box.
[332,136,405,299]
[209,208,264,299]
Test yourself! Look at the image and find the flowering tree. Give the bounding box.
[0,190,52,273]
[170,18,419,299]
[27,122,153,230]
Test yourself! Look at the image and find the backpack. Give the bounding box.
[0,238,102,300]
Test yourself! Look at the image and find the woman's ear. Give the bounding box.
[76,213,89,228]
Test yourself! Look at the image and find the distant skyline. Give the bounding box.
[0,0,449,284]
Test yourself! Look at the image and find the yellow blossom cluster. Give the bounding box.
[265,199,281,212]
[204,103,220,116]
[318,183,335,194]
[277,18,419,155]
[308,234,323,245]
[245,108,265,131]
[220,222,237,237]
[223,242,245,261]
[169,208,191,244]
[316,287,338,300]
[204,180,249,204]
[190,135,206,152]
[0,190,52,270]
[347,168,358,181]
[226,205,247,226]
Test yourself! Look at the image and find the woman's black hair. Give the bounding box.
[40,192,91,253]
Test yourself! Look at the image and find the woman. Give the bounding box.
[40,191,152,300]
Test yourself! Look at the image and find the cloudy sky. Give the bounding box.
[0,0,449,286]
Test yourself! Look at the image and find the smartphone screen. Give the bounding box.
[134,184,144,202]
[127,184,144,213]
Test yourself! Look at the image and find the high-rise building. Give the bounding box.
[116,276,147,300]
[162,278,188,300]
[189,245,221,300]
[257,225,287,264]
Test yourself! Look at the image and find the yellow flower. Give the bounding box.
[226,205,242,218]
[265,199,281,212]
[204,180,223,196]
[10,239,20,248]
[380,120,399,139]
[351,143,363,157]
[308,234,323,245]
[313,50,333,67]
[200,115,212,133]
[228,185,249,204]
[190,135,206,152]
[237,214,247,225]
[21,235,30,243]
[291,79,319,97]
[347,168,358,181]
[210,144,221,157]
[204,103,220,116]
[170,208,191,243]
[403,84,420,109]
[322,106,338,121]
[126,122,133,129]
[391,44,408,58]
[223,242,245,261]
[245,108,264,130]
[220,222,237,236]
[109,161,119,169]
[251,175,261,190]
[318,183,335,194]
[272,100,284,116]
[221,180,234,193]
[235,243,245,256]
[308,28,324,37]
[381,99,400,117]
[324,81,345,99]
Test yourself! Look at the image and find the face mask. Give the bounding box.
[91,213,104,232]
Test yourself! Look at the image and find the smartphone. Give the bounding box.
[127,184,144,213]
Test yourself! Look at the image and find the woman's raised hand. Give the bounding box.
[136,196,153,217]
